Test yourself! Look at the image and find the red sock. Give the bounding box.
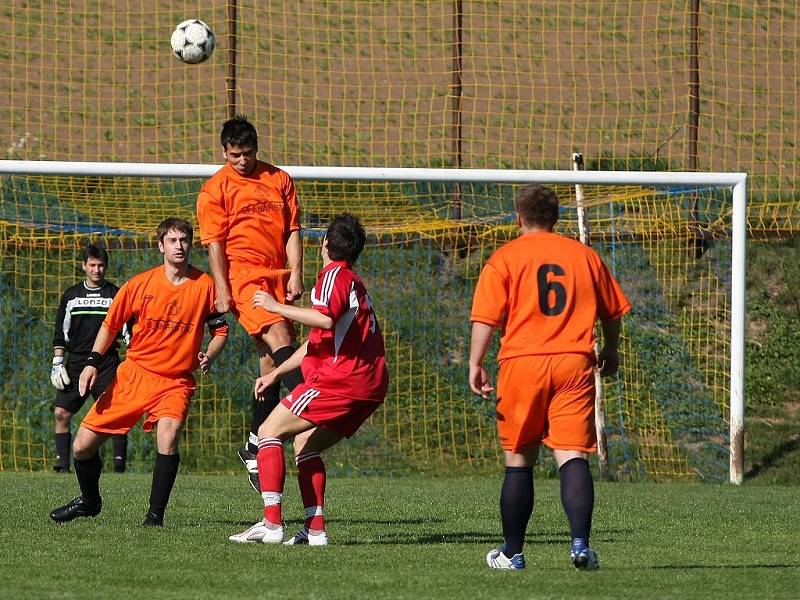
[257,437,285,525]
[296,451,326,531]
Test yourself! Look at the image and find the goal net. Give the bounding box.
[0,163,746,482]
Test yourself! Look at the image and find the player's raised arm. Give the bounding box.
[252,290,333,330]
[254,340,308,398]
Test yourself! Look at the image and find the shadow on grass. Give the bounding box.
[745,434,800,480]
[650,564,800,570]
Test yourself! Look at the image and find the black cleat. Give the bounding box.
[142,512,164,527]
[237,446,260,493]
[113,462,126,473]
[52,464,71,473]
[50,496,101,523]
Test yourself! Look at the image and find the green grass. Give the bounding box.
[1,472,798,599]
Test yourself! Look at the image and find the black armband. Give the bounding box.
[85,351,103,367]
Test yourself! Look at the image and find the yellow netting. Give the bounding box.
[1,1,798,479]
[0,178,736,480]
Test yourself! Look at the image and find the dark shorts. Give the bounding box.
[54,354,120,414]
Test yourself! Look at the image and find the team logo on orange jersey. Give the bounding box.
[166,299,181,318]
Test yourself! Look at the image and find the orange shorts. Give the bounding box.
[229,266,292,335]
[495,353,596,453]
[81,359,196,435]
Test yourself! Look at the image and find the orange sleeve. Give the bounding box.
[593,254,631,320]
[470,260,508,327]
[283,172,301,232]
[197,174,229,245]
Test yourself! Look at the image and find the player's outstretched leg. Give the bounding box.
[239,380,280,493]
[142,452,180,527]
[50,451,103,522]
[229,436,286,544]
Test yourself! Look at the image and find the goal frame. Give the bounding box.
[0,160,748,483]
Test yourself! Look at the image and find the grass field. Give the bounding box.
[1,472,798,599]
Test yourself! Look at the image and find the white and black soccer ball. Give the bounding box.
[170,19,216,64]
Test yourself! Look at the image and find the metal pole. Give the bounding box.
[226,1,238,120]
[450,0,463,220]
[573,152,610,480]
[729,178,747,484]
[689,0,702,257]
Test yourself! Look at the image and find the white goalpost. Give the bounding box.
[0,160,748,484]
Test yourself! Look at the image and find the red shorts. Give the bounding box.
[496,353,596,453]
[81,359,195,435]
[229,266,292,335]
[282,384,382,438]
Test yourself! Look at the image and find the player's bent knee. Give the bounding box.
[554,449,589,468]
[258,404,311,441]
[54,407,73,424]
[263,321,293,349]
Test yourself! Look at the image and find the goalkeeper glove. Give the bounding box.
[50,356,70,390]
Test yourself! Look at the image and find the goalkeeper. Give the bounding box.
[50,245,130,474]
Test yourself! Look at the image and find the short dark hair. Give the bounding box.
[82,244,108,265]
[157,217,193,244]
[220,115,258,149]
[515,184,559,228]
[325,213,366,263]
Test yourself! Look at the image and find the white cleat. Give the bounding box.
[228,521,284,544]
[486,546,526,570]
[283,526,329,546]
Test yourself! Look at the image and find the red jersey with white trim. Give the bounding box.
[304,260,388,401]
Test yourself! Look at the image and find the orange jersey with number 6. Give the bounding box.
[470,231,630,361]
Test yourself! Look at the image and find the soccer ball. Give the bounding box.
[170,19,216,64]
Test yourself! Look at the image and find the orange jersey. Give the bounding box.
[196,161,301,268]
[103,265,229,378]
[470,231,630,360]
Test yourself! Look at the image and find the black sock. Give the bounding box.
[249,383,280,453]
[55,432,71,467]
[74,452,102,504]
[559,458,594,541]
[148,453,180,519]
[500,466,534,556]
[111,435,128,471]
[271,346,304,392]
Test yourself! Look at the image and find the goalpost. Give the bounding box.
[0,161,747,484]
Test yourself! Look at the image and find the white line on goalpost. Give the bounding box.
[572,152,610,481]
[0,160,748,484]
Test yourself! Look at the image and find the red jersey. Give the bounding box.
[196,161,301,269]
[303,261,388,401]
[103,265,229,378]
[471,231,630,361]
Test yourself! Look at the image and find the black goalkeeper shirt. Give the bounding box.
[52,280,129,358]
